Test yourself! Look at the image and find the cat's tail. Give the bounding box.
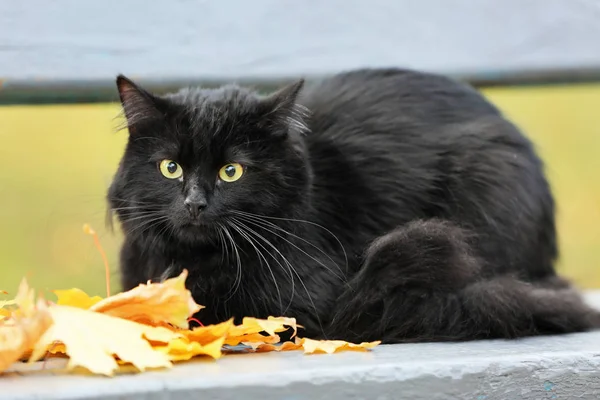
[330,275,600,344]
[455,276,600,340]
[326,219,600,343]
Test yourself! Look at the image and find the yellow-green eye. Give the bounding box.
[218,163,244,182]
[159,159,183,179]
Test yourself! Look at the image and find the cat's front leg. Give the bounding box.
[119,238,174,290]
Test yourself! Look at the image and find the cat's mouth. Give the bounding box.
[174,219,220,244]
[179,216,221,232]
[180,219,211,230]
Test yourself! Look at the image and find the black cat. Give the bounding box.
[108,68,600,343]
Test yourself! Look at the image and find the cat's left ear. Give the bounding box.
[259,79,308,135]
[116,75,163,131]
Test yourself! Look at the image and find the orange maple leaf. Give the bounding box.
[182,319,234,345]
[254,341,303,352]
[88,270,202,329]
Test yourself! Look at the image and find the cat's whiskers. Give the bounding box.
[118,210,168,220]
[226,219,284,313]
[110,206,164,212]
[215,225,227,265]
[233,212,347,283]
[108,197,161,205]
[231,210,349,276]
[219,224,243,301]
[85,205,163,219]
[214,222,235,294]
[229,218,295,314]
[146,217,176,265]
[122,214,171,238]
[118,215,169,230]
[150,223,182,283]
[158,264,177,283]
[230,217,325,336]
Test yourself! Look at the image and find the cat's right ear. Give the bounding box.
[116,75,162,131]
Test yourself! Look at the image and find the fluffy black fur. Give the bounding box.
[108,68,600,342]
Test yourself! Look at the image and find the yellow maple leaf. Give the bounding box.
[227,316,298,337]
[0,279,53,373]
[89,270,202,329]
[219,316,302,348]
[29,305,178,376]
[0,300,15,322]
[298,338,381,354]
[265,316,301,338]
[53,288,103,309]
[0,300,16,308]
[154,336,225,361]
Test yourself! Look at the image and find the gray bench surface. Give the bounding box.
[3,0,600,105]
[2,0,600,83]
[3,292,600,400]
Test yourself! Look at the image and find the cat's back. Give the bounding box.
[297,68,556,280]
[298,68,501,142]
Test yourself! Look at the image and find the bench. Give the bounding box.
[1,1,599,398]
[2,292,600,400]
[2,0,600,104]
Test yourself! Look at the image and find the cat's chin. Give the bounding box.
[175,222,220,244]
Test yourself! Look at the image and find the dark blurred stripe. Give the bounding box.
[2,68,600,105]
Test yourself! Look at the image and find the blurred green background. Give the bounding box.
[0,83,599,297]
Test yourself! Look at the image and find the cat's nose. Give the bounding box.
[184,198,207,219]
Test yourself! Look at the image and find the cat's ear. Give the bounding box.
[263,79,305,114]
[259,79,308,135]
[116,75,163,130]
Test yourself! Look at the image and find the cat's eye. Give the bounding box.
[159,159,183,179]
[218,163,244,183]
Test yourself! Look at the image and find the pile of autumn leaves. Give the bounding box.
[0,270,379,377]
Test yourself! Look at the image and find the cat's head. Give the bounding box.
[108,76,312,244]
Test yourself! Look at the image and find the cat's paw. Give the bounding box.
[361,219,481,291]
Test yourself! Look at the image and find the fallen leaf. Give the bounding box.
[299,338,381,354]
[53,288,103,309]
[154,336,225,361]
[0,280,53,373]
[182,319,233,345]
[0,300,16,308]
[0,263,382,377]
[12,278,35,317]
[225,332,281,347]
[228,316,298,337]
[265,316,301,338]
[254,341,303,353]
[29,305,178,376]
[90,270,202,329]
[0,300,15,322]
